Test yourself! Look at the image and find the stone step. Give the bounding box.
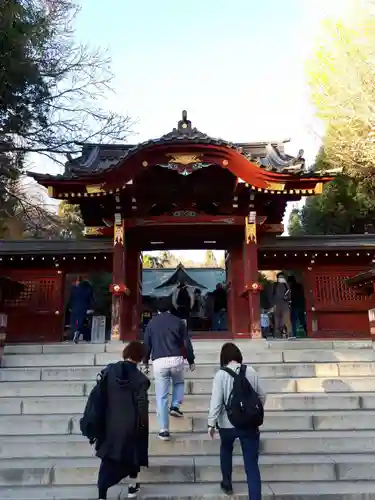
[1,392,372,416]
[1,431,375,458]
[4,349,375,368]
[2,410,375,436]
[3,376,375,398]
[0,364,344,381]
[3,481,375,500]
[1,453,373,486]
[4,339,373,356]
[5,362,375,382]
[1,454,375,487]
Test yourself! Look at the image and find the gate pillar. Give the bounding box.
[122,246,141,340]
[243,212,261,338]
[110,214,127,342]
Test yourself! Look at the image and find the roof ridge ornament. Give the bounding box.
[178,110,191,133]
[161,110,210,141]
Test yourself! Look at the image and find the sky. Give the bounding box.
[38,0,349,263]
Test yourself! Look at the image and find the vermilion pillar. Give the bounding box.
[243,212,261,338]
[227,247,250,337]
[110,213,127,341]
[122,246,141,340]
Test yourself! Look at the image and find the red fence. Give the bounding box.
[3,270,64,343]
[305,267,374,338]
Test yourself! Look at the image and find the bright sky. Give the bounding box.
[39,0,350,263]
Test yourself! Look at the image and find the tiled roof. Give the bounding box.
[29,111,314,182]
[142,266,226,297]
[346,268,375,286]
[2,235,375,256]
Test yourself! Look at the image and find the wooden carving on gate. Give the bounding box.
[114,225,123,245]
[246,211,257,243]
[157,153,213,176]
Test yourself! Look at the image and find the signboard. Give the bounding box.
[91,315,106,344]
[0,314,7,328]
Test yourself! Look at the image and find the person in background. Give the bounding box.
[80,341,150,500]
[272,272,291,338]
[260,310,270,338]
[143,308,195,441]
[287,275,307,339]
[68,276,95,343]
[205,292,215,330]
[172,280,195,325]
[212,283,228,331]
[207,342,266,500]
[191,288,205,330]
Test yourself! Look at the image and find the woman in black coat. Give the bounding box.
[97,341,150,500]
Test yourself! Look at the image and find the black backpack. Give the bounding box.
[80,369,108,447]
[222,365,264,429]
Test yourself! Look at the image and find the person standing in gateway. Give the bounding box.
[172,280,195,323]
[143,308,195,441]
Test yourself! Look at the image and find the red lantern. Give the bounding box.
[109,283,130,296]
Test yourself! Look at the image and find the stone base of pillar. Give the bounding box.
[369,308,375,340]
[0,313,7,368]
[111,294,122,342]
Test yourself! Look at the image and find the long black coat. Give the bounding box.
[96,361,150,472]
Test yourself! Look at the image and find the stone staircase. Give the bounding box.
[2,339,375,499]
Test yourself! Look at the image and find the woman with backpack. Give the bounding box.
[207,342,266,500]
[80,341,150,500]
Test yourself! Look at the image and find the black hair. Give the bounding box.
[220,342,243,367]
[122,341,146,363]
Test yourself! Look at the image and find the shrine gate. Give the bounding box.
[1,112,373,343]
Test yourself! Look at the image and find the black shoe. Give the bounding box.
[128,483,140,498]
[220,482,233,495]
[170,406,184,418]
[158,430,170,441]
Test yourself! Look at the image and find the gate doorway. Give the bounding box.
[141,250,229,339]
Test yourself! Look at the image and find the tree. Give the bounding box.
[288,174,375,235]
[1,1,131,160]
[0,0,132,223]
[159,251,178,268]
[57,201,84,239]
[288,208,304,236]
[142,254,163,269]
[204,250,218,268]
[307,1,375,185]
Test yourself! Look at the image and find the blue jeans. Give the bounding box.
[212,311,228,331]
[219,427,261,500]
[153,364,185,431]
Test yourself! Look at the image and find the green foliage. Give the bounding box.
[288,209,304,236]
[88,273,112,317]
[204,250,218,268]
[307,2,375,184]
[288,175,375,235]
[0,0,131,230]
[143,253,163,269]
[0,1,50,139]
[159,251,178,268]
[58,202,84,239]
[298,3,375,237]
